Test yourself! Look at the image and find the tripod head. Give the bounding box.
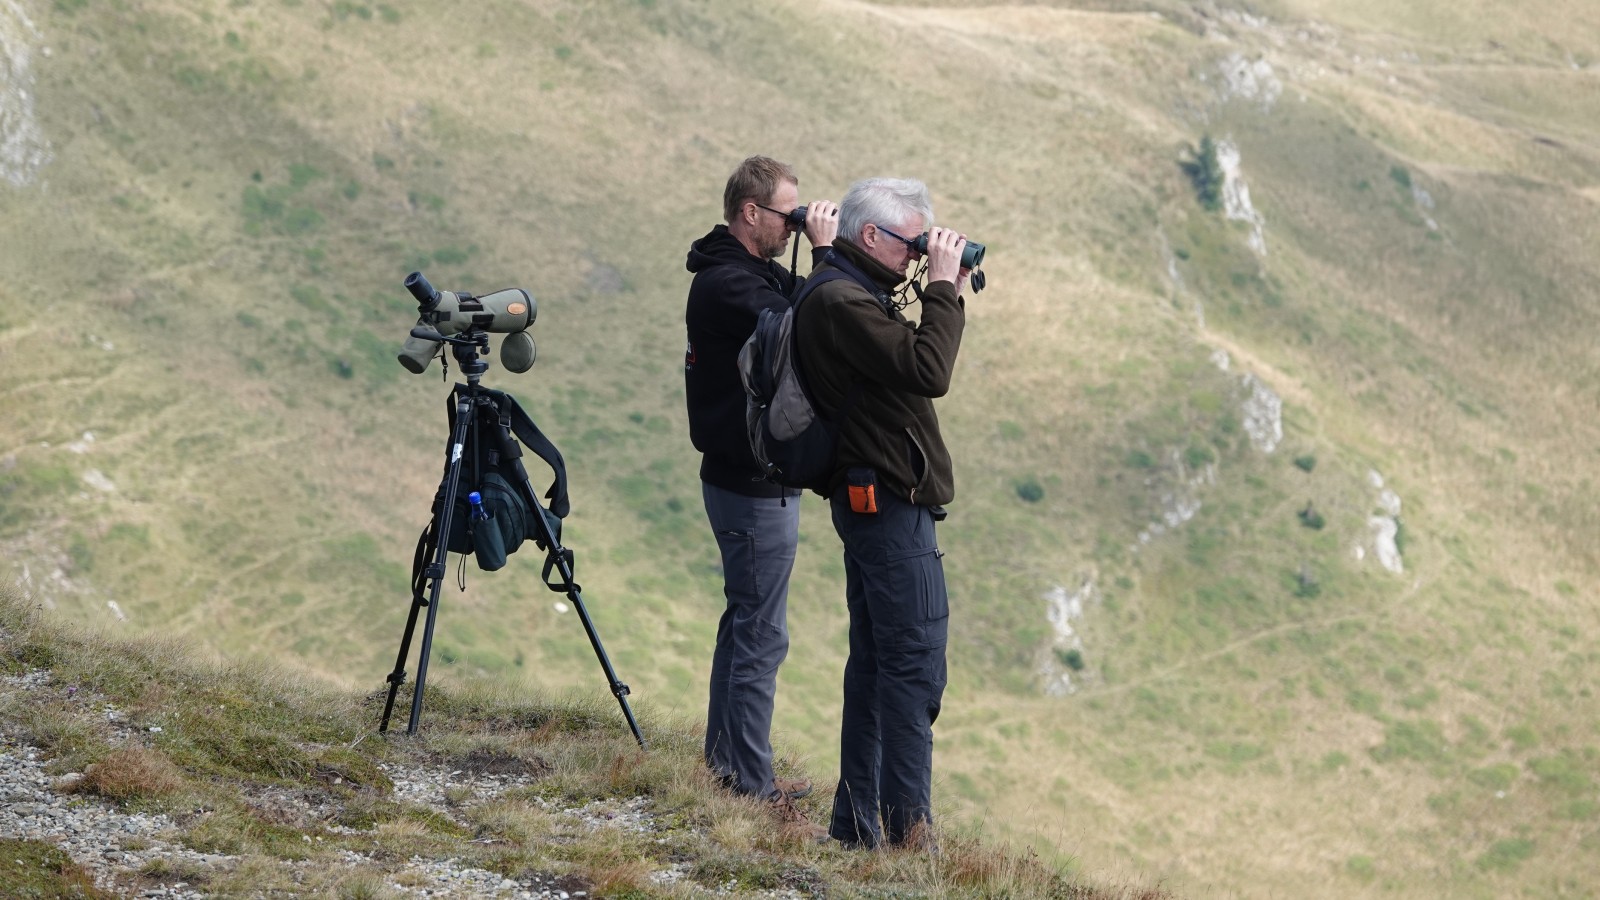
[408,324,491,380]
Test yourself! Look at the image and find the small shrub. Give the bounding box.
[1505,725,1538,751]
[1180,134,1224,212]
[1467,764,1519,792]
[283,206,324,234]
[1293,454,1317,472]
[287,163,323,188]
[332,2,373,20]
[1565,799,1599,821]
[1015,477,1044,503]
[1297,503,1325,530]
[1346,689,1382,717]
[182,808,316,859]
[313,747,393,793]
[1529,753,1594,795]
[1401,687,1439,710]
[407,191,445,212]
[1055,648,1085,671]
[1370,720,1447,764]
[1293,575,1321,599]
[1475,838,1534,873]
[73,746,188,802]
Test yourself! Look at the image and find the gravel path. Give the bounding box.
[0,669,663,898]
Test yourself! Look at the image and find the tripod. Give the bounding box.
[378,329,645,747]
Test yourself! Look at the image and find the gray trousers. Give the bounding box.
[827,487,948,847]
[702,481,800,800]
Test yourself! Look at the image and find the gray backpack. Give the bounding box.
[736,270,859,491]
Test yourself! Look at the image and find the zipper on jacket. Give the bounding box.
[905,428,930,503]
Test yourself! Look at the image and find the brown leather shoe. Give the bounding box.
[768,794,830,843]
[773,775,813,800]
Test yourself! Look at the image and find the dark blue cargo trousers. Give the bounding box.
[701,481,801,801]
[826,487,949,847]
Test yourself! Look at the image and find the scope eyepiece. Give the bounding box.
[405,271,440,309]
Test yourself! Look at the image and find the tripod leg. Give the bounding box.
[381,518,445,733]
[531,504,647,749]
[405,389,480,736]
[380,385,478,737]
[379,588,425,733]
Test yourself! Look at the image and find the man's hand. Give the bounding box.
[924,226,968,287]
[803,200,839,248]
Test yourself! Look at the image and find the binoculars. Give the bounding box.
[789,206,987,269]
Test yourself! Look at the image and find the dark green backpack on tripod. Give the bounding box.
[412,387,570,576]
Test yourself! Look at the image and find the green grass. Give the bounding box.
[0,837,110,899]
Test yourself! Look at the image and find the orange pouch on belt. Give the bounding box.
[847,467,879,514]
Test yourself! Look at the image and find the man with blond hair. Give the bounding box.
[684,156,838,812]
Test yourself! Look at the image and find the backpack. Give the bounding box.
[737,269,861,491]
[413,387,570,575]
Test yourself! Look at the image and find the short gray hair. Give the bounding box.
[838,177,934,244]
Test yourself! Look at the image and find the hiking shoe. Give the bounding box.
[773,775,813,800]
[893,821,940,855]
[768,794,830,843]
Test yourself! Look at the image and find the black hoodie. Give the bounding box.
[684,224,825,497]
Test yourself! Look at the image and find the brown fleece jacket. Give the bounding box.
[794,239,966,506]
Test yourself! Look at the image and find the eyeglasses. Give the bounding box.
[754,203,803,228]
[874,224,922,254]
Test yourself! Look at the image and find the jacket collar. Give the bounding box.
[685,225,785,287]
[831,238,907,294]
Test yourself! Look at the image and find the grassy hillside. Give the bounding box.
[2,0,1597,896]
[2,586,1158,898]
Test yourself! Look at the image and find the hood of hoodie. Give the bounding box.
[685,224,784,286]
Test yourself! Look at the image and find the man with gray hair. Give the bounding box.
[793,176,971,850]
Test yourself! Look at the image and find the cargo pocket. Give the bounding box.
[714,529,758,601]
[885,545,949,632]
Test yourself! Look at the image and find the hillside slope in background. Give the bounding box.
[2,0,1597,896]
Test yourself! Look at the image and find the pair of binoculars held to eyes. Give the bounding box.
[785,205,987,269]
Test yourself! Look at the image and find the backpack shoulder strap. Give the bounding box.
[481,388,570,521]
[790,266,853,307]
[787,264,866,427]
